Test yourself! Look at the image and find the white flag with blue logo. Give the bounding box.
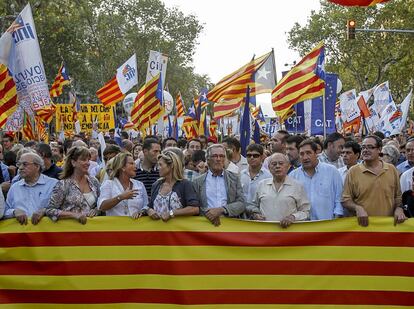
[0,4,51,117]
[116,54,138,94]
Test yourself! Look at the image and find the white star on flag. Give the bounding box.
[256,66,271,80]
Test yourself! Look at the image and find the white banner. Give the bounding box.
[398,89,413,133]
[0,4,51,116]
[373,81,393,117]
[146,50,168,89]
[116,54,138,94]
[339,89,361,123]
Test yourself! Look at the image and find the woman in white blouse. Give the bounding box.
[98,153,148,218]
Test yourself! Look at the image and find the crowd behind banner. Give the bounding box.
[0,127,412,227]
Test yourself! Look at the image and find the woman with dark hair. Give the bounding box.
[46,146,100,224]
[147,149,199,221]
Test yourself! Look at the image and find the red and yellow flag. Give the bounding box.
[176,92,185,117]
[49,63,70,97]
[0,64,18,128]
[213,97,243,119]
[272,42,325,120]
[0,217,413,307]
[96,76,125,107]
[22,111,36,141]
[328,0,390,6]
[35,102,56,124]
[130,74,163,132]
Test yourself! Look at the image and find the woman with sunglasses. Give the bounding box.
[146,149,199,221]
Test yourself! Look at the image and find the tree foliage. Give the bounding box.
[0,0,210,107]
[287,0,414,101]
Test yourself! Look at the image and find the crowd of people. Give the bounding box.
[0,127,413,227]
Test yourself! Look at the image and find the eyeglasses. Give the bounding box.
[246,153,261,158]
[210,154,225,159]
[16,161,37,168]
[361,145,378,150]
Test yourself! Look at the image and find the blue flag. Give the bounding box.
[253,120,260,143]
[310,73,337,135]
[284,102,305,133]
[240,87,251,157]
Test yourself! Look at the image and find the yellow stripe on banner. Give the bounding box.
[2,246,413,262]
[0,217,413,234]
[0,304,409,309]
[2,274,414,292]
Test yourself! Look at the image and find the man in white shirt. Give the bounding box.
[240,144,271,203]
[247,153,310,227]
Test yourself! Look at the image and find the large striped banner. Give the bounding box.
[0,217,413,308]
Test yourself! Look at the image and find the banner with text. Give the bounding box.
[55,104,115,133]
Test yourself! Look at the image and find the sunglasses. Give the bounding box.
[246,153,261,158]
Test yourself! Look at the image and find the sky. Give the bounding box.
[163,0,321,116]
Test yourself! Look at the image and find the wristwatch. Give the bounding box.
[169,209,175,218]
[116,196,122,202]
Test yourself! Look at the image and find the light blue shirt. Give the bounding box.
[289,162,343,220]
[4,174,58,218]
[240,167,272,203]
[206,170,227,209]
[396,160,413,175]
[0,162,10,182]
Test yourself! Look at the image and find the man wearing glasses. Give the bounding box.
[247,153,310,227]
[240,144,271,204]
[192,144,245,226]
[2,153,58,225]
[342,135,406,226]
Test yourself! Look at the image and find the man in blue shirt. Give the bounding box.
[4,153,58,225]
[397,139,414,174]
[290,139,344,220]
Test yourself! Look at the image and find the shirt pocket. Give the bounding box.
[317,179,331,197]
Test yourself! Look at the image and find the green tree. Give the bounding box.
[287,0,414,102]
[0,0,210,108]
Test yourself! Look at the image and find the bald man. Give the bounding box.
[247,153,310,228]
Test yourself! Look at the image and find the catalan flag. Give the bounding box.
[213,97,243,119]
[208,51,276,103]
[35,102,56,124]
[176,92,185,117]
[96,54,137,107]
[0,217,413,307]
[22,110,36,141]
[130,73,163,132]
[198,108,208,137]
[328,0,389,6]
[272,42,325,120]
[251,105,266,125]
[209,118,218,138]
[49,63,70,97]
[35,116,48,143]
[96,76,125,107]
[0,64,18,128]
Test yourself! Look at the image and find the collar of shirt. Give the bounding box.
[242,167,266,181]
[208,169,224,178]
[20,174,46,187]
[300,162,321,177]
[264,176,293,189]
[359,160,389,174]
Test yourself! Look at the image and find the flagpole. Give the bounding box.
[323,92,327,138]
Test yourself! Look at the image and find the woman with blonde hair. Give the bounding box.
[147,149,199,221]
[46,146,100,224]
[98,152,148,218]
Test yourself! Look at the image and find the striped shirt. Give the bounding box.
[134,167,160,197]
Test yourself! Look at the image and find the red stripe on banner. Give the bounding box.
[1,260,413,277]
[273,75,321,101]
[274,83,325,111]
[0,289,413,305]
[96,77,117,95]
[1,231,414,248]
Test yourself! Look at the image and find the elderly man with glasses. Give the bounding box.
[192,144,245,226]
[3,153,58,225]
[247,153,310,227]
[342,135,405,227]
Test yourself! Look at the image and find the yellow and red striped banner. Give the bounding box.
[96,76,125,107]
[0,217,413,307]
[0,64,18,129]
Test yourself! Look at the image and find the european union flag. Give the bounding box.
[239,87,251,157]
